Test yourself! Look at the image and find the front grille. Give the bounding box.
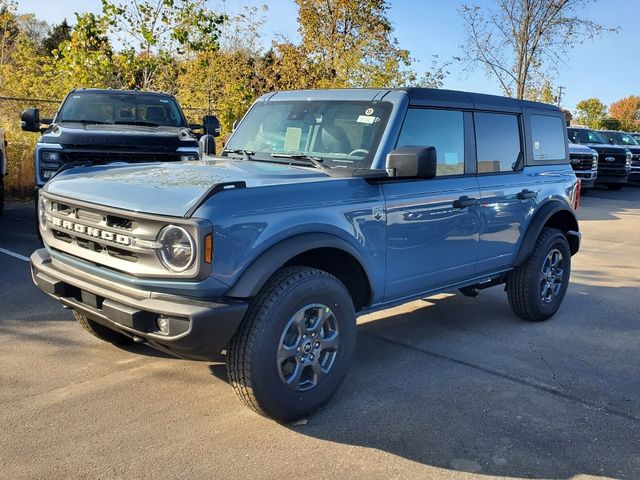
[570,153,596,171]
[596,152,627,166]
[631,154,640,168]
[64,150,181,164]
[40,194,202,278]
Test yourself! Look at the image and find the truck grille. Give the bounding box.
[597,152,627,166]
[569,153,596,171]
[40,193,203,278]
[631,154,640,168]
[64,150,181,164]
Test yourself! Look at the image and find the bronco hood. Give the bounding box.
[44,158,331,217]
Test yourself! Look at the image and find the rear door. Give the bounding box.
[475,110,538,274]
[382,108,481,301]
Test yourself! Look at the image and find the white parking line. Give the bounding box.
[0,248,30,262]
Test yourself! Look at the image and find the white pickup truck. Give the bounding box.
[0,128,6,215]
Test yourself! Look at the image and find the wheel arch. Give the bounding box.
[513,200,580,267]
[225,233,374,312]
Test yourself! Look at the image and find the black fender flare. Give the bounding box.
[513,200,580,267]
[225,233,374,299]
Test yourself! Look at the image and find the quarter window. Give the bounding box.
[396,108,465,177]
[475,113,522,173]
[530,115,567,162]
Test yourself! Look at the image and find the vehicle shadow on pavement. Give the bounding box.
[212,282,639,479]
[578,184,640,221]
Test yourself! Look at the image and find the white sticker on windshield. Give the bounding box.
[284,127,302,151]
[534,141,540,149]
[357,115,376,124]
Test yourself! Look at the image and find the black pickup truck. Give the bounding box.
[598,130,640,182]
[21,89,220,191]
[567,127,631,190]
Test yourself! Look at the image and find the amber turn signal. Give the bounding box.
[204,233,213,264]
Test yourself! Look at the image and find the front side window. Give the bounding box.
[475,113,522,173]
[225,101,392,170]
[530,115,567,162]
[396,108,465,177]
[57,92,187,127]
[604,131,638,146]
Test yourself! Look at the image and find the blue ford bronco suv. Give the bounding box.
[31,88,580,421]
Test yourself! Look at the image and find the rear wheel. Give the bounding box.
[606,183,624,191]
[506,228,571,322]
[227,267,356,422]
[73,310,135,346]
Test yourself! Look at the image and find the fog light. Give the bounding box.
[180,154,198,161]
[157,315,170,335]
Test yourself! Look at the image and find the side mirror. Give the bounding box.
[203,115,221,137]
[199,134,216,156]
[21,108,41,132]
[386,146,437,179]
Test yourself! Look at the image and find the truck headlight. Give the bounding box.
[625,151,632,167]
[40,151,60,161]
[157,225,195,272]
[592,153,598,169]
[38,196,48,231]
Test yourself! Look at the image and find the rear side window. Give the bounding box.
[475,112,522,173]
[530,115,567,163]
[396,108,465,177]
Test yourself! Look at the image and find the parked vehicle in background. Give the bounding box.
[631,132,640,144]
[0,128,6,216]
[568,142,597,189]
[31,88,581,421]
[567,127,631,190]
[21,89,220,194]
[599,130,640,182]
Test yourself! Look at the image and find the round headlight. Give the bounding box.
[157,225,195,272]
[38,196,48,231]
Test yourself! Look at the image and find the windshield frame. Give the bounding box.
[223,100,394,171]
[55,90,189,128]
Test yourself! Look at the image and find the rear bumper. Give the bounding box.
[31,248,247,360]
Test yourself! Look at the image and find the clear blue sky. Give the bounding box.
[17,0,640,111]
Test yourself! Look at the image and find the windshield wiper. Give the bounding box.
[222,148,255,161]
[60,119,110,125]
[113,121,160,127]
[271,153,326,169]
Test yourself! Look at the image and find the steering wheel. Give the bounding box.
[349,149,369,157]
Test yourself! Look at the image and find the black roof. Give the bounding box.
[70,88,175,97]
[397,87,559,112]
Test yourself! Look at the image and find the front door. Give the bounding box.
[383,107,480,302]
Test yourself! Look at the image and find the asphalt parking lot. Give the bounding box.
[1,187,639,480]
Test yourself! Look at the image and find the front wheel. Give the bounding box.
[506,228,571,322]
[227,267,356,422]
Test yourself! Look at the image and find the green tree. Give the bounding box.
[101,0,225,90]
[42,19,72,56]
[609,96,640,132]
[599,118,621,130]
[575,98,607,129]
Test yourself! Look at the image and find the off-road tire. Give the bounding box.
[227,266,357,422]
[73,310,135,346]
[606,183,624,191]
[506,228,571,322]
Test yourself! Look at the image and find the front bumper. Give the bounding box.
[31,249,247,360]
[574,171,596,189]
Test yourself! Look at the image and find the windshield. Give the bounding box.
[224,101,393,169]
[57,92,187,127]
[568,128,607,145]
[601,131,639,146]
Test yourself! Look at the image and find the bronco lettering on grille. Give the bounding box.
[51,217,132,246]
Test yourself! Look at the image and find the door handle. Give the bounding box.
[517,189,537,200]
[453,196,477,209]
